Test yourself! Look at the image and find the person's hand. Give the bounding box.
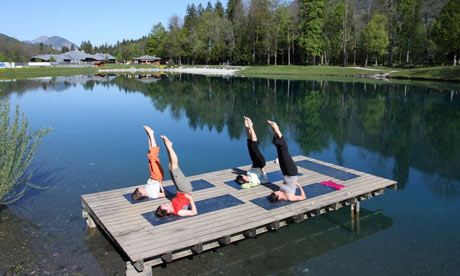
[295,182,301,187]
[184,193,193,199]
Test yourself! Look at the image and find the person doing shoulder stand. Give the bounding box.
[267,120,306,202]
[235,116,268,189]
[131,126,166,201]
[155,135,198,217]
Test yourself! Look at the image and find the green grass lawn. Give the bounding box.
[0,67,98,80]
[389,66,460,81]
[237,65,460,82]
[1,64,459,83]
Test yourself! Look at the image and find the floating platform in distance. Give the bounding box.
[81,155,397,276]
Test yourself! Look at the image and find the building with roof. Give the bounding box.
[133,55,161,65]
[30,51,116,64]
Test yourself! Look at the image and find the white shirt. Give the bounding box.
[145,178,160,198]
[247,167,268,184]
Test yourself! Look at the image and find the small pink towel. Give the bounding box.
[320,180,345,190]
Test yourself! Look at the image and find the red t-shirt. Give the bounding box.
[172,193,190,215]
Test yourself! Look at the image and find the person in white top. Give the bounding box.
[236,117,268,189]
[131,126,166,200]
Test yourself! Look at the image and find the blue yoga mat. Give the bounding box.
[224,170,304,190]
[250,183,336,210]
[123,179,215,204]
[296,160,359,181]
[142,194,245,226]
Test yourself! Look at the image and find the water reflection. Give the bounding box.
[2,75,460,200]
[137,207,392,275]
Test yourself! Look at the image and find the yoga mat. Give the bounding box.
[296,160,359,181]
[224,171,304,190]
[250,183,336,210]
[142,194,245,226]
[123,179,215,204]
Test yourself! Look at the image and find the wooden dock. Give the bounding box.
[81,155,397,276]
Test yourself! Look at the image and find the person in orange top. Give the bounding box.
[131,126,166,200]
[155,136,197,217]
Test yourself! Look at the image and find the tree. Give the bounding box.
[299,0,327,64]
[362,13,389,65]
[71,44,75,51]
[0,52,6,61]
[397,0,423,63]
[61,46,70,53]
[432,0,460,65]
[50,56,56,62]
[0,100,51,205]
[323,1,345,64]
[147,23,167,56]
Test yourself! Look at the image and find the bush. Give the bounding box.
[0,99,51,205]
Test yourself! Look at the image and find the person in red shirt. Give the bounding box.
[155,136,198,217]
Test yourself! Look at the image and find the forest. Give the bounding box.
[85,0,459,67]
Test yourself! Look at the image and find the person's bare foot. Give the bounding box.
[244,116,253,128]
[267,120,282,138]
[161,135,173,148]
[143,126,154,136]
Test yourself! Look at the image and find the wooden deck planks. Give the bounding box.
[81,155,396,271]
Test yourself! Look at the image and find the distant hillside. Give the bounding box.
[0,33,56,61]
[23,35,78,50]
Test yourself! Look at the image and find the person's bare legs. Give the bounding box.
[267,120,282,138]
[143,126,157,148]
[244,116,258,142]
[161,135,178,170]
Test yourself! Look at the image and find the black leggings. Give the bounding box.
[273,136,298,176]
[247,140,266,169]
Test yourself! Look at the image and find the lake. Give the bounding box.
[1,74,459,275]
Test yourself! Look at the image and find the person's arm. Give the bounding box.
[177,193,198,216]
[286,182,306,202]
[157,183,166,198]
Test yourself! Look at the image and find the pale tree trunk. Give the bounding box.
[292,41,295,65]
[454,54,457,66]
[406,49,410,63]
[288,44,291,66]
[274,34,278,66]
[342,0,348,66]
[253,34,257,64]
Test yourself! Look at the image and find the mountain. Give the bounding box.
[23,36,78,50]
[0,33,56,61]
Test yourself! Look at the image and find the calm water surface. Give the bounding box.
[0,74,459,275]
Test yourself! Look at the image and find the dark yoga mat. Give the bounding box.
[296,160,359,181]
[224,171,304,190]
[250,183,336,210]
[142,194,245,226]
[123,179,215,204]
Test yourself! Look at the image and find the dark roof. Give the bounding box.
[133,55,161,61]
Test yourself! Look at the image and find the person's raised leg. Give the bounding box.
[161,135,178,170]
[144,126,164,182]
[161,135,192,194]
[245,116,266,169]
[268,120,297,176]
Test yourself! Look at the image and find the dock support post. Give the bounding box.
[126,261,151,276]
[192,243,203,254]
[161,252,173,263]
[218,235,231,246]
[268,221,280,231]
[82,209,96,228]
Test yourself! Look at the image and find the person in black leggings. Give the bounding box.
[267,120,306,202]
[235,117,268,187]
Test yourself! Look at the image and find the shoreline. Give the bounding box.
[98,66,241,76]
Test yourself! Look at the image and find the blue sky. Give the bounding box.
[2,0,225,46]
